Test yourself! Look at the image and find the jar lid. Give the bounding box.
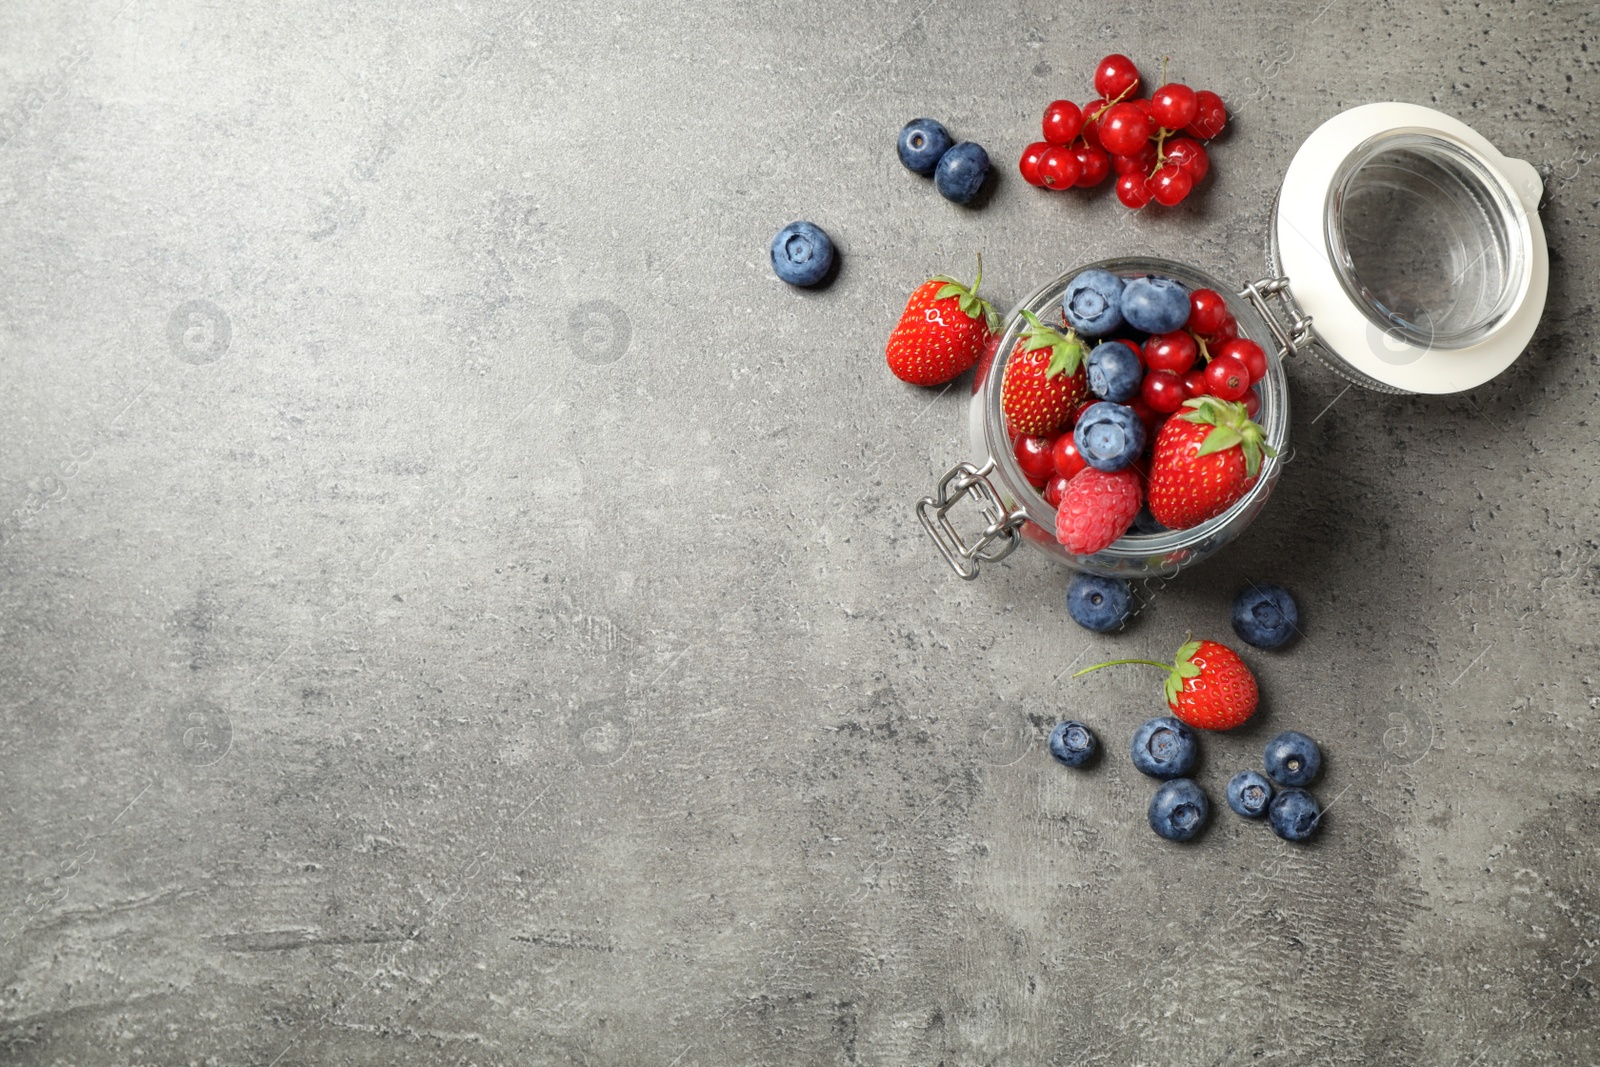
[1274,103,1548,394]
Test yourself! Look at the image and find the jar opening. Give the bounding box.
[1325,131,1527,349]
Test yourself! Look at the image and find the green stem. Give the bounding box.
[1072,658,1172,679]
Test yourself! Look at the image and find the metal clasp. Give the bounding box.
[1241,276,1315,361]
[916,458,1029,581]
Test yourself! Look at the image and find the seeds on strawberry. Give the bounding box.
[885,256,999,387]
[1147,396,1275,530]
[1072,638,1259,731]
[1000,309,1088,436]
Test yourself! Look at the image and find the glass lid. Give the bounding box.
[1274,103,1548,395]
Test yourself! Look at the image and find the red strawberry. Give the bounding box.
[885,257,999,387]
[1073,638,1259,731]
[1147,396,1276,529]
[1000,310,1088,436]
[1054,467,1141,555]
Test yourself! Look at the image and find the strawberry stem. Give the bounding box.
[1072,658,1172,678]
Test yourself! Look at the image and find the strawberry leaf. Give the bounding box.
[1176,639,1201,661]
[1197,426,1243,456]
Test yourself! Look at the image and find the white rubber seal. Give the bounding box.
[1275,102,1548,394]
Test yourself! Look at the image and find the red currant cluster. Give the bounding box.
[1018,54,1228,209]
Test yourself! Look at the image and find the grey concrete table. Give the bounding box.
[2,1,1597,1064]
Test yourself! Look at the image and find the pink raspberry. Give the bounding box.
[1054,467,1142,555]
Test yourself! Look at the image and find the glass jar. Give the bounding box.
[919,102,1548,581]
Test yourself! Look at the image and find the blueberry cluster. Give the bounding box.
[896,118,991,205]
[1048,717,1328,844]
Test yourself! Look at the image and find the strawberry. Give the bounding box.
[1147,396,1276,529]
[1000,310,1088,436]
[1073,638,1259,731]
[1054,467,1141,555]
[885,257,999,387]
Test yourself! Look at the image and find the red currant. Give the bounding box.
[1184,90,1228,139]
[1052,434,1087,479]
[1115,170,1153,208]
[1099,102,1153,156]
[1042,100,1083,146]
[1043,474,1071,509]
[1150,165,1193,206]
[1133,97,1156,123]
[1212,315,1239,344]
[1182,368,1209,398]
[1079,99,1108,148]
[1141,369,1186,413]
[1014,434,1057,484]
[1126,397,1164,439]
[1150,83,1198,130]
[1019,141,1050,187]
[1039,146,1082,189]
[1094,54,1142,101]
[1243,389,1261,419]
[1143,331,1198,374]
[1187,288,1228,335]
[1163,137,1209,183]
[1114,141,1157,175]
[1218,338,1268,383]
[1073,144,1110,187]
[1204,354,1251,401]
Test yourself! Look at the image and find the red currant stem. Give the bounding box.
[1088,82,1138,125]
[1188,329,1212,364]
[1159,55,1169,89]
[1148,126,1174,179]
[1072,658,1172,679]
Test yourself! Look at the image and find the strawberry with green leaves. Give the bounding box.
[1001,310,1088,436]
[1147,396,1276,529]
[885,257,1000,387]
[1074,638,1259,730]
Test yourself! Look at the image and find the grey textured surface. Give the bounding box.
[2,1,1598,1064]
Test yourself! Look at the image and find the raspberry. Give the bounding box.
[1053,467,1142,555]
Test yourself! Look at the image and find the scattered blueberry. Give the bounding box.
[1062,270,1125,336]
[1226,770,1275,818]
[934,142,990,204]
[1268,788,1322,841]
[1066,572,1132,632]
[769,222,835,287]
[1148,778,1210,842]
[1120,275,1191,334]
[1263,730,1322,787]
[1232,583,1300,649]
[1048,720,1099,767]
[897,118,954,176]
[1129,716,1198,780]
[1073,401,1145,472]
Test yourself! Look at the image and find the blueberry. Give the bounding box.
[1268,788,1322,841]
[1148,778,1210,842]
[1062,270,1125,336]
[1086,341,1144,402]
[1131,506,1168,535]
[769,221,835,287]
[897,118,954,176]
[1129,716,1198,780]
[1048,720,1099,768]
[1226,770,1275,818]
[934,142,990,204]
[1072,402,1145,473]
[1120,275,1191,334]
[1263,730,1322,787]
[1066,572,1131,632]
[1232,583,1300,649]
